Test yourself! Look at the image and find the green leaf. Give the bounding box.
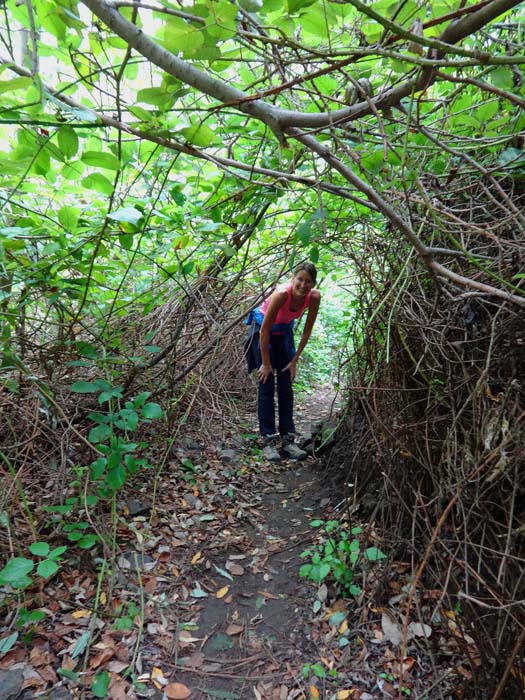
[300,5,329,36]
[119,233,134,250]
[287,0,316,13]
[19,609,46,625]
[37,559,60,578]
[82,172,114,195]
[49,546,67,560]
[76,341,98,359]
[0,557,34,584]
[132,391,151,408]
[106,464,126,490]
[29,541,50,557]
[58,205,79,232]
[92,671,110,698]
[90,457,107,479]
[98,387,123,404]
[78,535,98,549]
[58,668,80,681]
[81,150,121,171]
[108,207,143,225]
[364,546,387,561]
[0,77,33,93]
[311,663,326,678]
[164,18,205,57]
[70,381,99,393]
[180,124,215,147]
[475,101,498,123]
[115,408,139,431]
[57,125,79,158]
[141,402,163,419]
[0,631,19,656]
[128,104,155,121]
[71,631,90,659]
[88,425,113,446]
[136,86,174,107]
[489,66,514,90]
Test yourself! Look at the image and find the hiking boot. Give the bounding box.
[281,433,308,460]
[262,434,281,462]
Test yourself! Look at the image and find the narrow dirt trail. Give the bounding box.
[167,460,336,699]
[136,386,344,700]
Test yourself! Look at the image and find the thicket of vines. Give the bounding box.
[329,173,525,698]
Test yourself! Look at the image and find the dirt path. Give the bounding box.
[165,460,336,700]
[133,386,344,700]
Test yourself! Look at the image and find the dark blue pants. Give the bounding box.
[258,334,295,437]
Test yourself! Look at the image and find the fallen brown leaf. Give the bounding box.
[108,677,128,700]
[257,590,280,600]
[225,561,244,576]
[226,624,244,636]
[181,652,204,669]
[38,665,58,684]
[0,647,26,669]
[166,681,192,699]
[90,647,115,670]
[108,660,129,673]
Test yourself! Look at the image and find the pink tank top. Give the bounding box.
[260,284,312,325]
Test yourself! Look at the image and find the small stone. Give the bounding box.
[314,418,338,452]
[181,437,202,451]
[230,434,245,448]
[0,669,23,700]
[297,432,313,449]
[124,499,151,516]
[182,493,202,509]
[218,448,239,464]
[120,550,155,570]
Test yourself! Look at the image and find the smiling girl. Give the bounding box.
[245,263,321,462]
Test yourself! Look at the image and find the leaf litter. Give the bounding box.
[1,404,474,699]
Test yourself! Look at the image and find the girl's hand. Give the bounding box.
[283,360,297,381]
[257,364,274,383]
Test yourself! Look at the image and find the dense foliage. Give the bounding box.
[1,0,525,696]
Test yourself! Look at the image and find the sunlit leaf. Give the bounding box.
[180,124,215,147]
[57,125,79,158]
[82,172,114,194]
[81,150,121,171]
[108,207,143,225]
[0,77,33,93]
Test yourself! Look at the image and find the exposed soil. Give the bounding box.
[167,461,336,699]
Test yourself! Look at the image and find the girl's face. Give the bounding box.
[292,270,315,296]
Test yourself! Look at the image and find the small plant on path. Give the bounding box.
[300,519,387,596]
